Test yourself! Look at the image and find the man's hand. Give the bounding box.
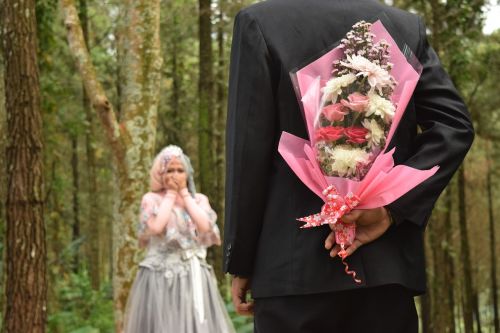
[231,276,254,316]
[324,207,393,258]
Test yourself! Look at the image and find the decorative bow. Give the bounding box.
[298,185,362,284]
[181,248,207,323]
[298,185,360,229]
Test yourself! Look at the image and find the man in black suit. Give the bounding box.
[223,0,474,332]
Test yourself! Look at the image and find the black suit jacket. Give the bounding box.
[223,0,474,298]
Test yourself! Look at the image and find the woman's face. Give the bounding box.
[162,157,187,186]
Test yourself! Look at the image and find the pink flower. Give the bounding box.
[315,126,345,142]
[322,103,348,122]
[344,127,368,144]
[340,93,369,112]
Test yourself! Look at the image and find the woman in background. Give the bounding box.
[123,145,235,333]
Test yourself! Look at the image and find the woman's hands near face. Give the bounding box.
[164,176,179,191]
[163,157,187,192]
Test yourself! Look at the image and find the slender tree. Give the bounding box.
[1,0,47,331]
[444,184,456,333]
[77,0,101,289]
[198,0,215,196]
[71,135,81,272]
[210,0,227,281]
[421,235,432,333]
[198,0,218,269]
[61,0,163,330]
[487,140,499,333]
[458,165,475,333]
[0,28,6,320]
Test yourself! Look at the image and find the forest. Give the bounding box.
[0,0,499,332]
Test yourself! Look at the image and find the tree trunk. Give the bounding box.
[420,294,432,333]
[422,229,433,333]
[78,0,101,290]
[168,8,182,146]
[432,208,455,332]
[428,214,447,332]
[1,0,47,331]
[198,0,214,195]
[487,141,499,333]
[458,165,474,333]
[444,185,456,333]
[114,2,163,330]
[211,0,226,281]
[61,0,163,330]
[198,0,216,267]
[0,36,6,318]
[71,135,81,272]
[473,291,482,333]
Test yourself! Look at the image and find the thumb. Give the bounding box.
[341,209,361,224]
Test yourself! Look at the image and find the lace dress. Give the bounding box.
[123,192,235,333]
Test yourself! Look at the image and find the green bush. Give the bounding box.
[47,269,115,333]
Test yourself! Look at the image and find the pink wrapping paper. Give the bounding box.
[279,21,439,209]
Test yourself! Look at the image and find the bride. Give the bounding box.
[123,145,235,333]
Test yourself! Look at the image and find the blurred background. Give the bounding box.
[0,0,499,332]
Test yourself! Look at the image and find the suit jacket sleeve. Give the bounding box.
[223,10,277,276]
[385,17,475,228]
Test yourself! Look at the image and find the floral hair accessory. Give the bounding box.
[159,145,184,174]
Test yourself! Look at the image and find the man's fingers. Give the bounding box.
[342,210,362,224]
[330,244,341,257]
[236,301,254,316]
[231,277,254,316]
[324,231,336,249]
[341,239,363,258]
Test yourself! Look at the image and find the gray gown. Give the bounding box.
[123,192,235,333]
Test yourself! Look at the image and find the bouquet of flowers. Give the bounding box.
[279,19,439,283]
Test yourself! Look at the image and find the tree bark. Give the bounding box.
[1,0,47,331]
[61,0,163,330]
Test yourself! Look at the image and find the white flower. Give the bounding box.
[323,144,370,177]
[321,74,357,103]
[366,91,395,123]
[362,118,385,148]
[340,54,393,93]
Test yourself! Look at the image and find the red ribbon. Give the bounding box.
[297,185,362,284]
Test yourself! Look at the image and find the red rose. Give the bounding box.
[344,127,368,144]
[315,126,344,142]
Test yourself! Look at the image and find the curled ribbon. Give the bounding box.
[297,185,362,284]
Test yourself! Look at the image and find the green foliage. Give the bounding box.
[36,0,59,55]
[47,269,115,333]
